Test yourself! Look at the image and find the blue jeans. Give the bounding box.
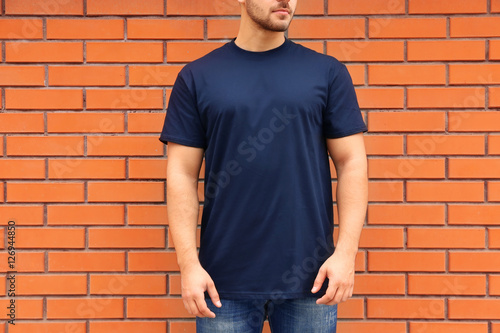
[196,297,337,333]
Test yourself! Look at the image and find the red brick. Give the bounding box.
[0,18,43,39]
[7,182,85,203]
[449,159,500,179]
[128,252,179,272]
[5,88,83,109]
[368,112,446,132]
[368,181,404,202]
[207,19,240,39]
[327,41,404,62]
[0,182,4,202]
[90,274,166,295]
[368,204,445,225]
[128,113,165,133]
[128,205,175,225]
[491,41,500,60]
[449,112,500,132]
[48,159,126,179]
[489,182,500,201]
[89,321,166,333]
[338,322,406,333]
[358,227,403,248]
[0,65,44,86]
[407,227,485,249]
[450,64,500,85]
[17,274,87,295]
[289,18,364,39]
[407,181,484,202]
[407,135,485,155]
[129,158,166,179]
[295,0,324,14]
[408,40,485,61]
[449,205,500,225]
[48,204,124,225]
[169,274,181,295]
[449,299,500,319]
[47,18,123,39]
[353,274,405,295]
[329,0,405,15]
[409,0,487,13]
[355,88,404,109]
[408,87,485,109]
[490,275,500,295]
[129,65,183,86]
[87,0,163,15]
[167,42,225,63]
[47,298,124,319]
[0,159,44,179]
[127,298,190,318]
[408,274,486,296]
[86,88,163,109]
[9,322,86,333]
[0,252,45,272]
[17,227,85,248]
[345,64,365,86]
[0,299,43,319]
[490,135,500,154]
[47,113,124,133]
[49,252,125,272]
[369,18,446,38]
[337,298,364,319]
[409,322,488,333]
[128,19,203,39]
[369,64,446,85]
[368,158,445,179]
[368,251,446,272]
[490,87,500,107]
[89,228,165,248]
[86,136,163,156]
[87,42,163,63]
[364,135,404,155]
[49,65,126,86]
[166,0,239,15]
[0,205,44,225]
[88,181,164,202]
[449,252,500,272]
[451,17,500,38]
[489,228,500,248]
[367,298,445,319]
[494,0,500,12]
[5,42,83,62]
[5,0,83,15]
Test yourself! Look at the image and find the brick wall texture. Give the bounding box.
[1,0,500,332]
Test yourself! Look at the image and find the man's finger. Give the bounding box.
[311,267,327,293]
[207,280,222,308]
[194,296,216,318]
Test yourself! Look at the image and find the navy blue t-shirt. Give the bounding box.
[159,37,367,300]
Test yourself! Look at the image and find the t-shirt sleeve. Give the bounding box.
[159,68,206,148]
[323,61,368,139]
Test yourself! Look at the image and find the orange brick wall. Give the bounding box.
[0,0,499,332]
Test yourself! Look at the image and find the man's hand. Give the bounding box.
[181,263,222,318]
[311,250,356,305]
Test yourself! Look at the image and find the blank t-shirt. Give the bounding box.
[159,37,367,300]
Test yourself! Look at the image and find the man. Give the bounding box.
[159,0,368,331]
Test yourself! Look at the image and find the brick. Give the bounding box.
[449,112,500,132]
[408,40,485,61]
[169,274,181,295]
[49,252,125,272]
[47,298,124,319]
[0,136,3,155]
[0,159,45,179]
[489,182,500,201]
[367,298,445,319]
[364,135,404,156]
[88,181,164,202]
[5,0,83,15]
[345,64,365,86]
[89,321,166,333]
[407,227,485,249]
[355,88,404,109]
[129,65,182,86]
[86,136,163,156]
[409,0,487,13]
[450,252,500,272]
[128,298,190,318]
[491,41,500,60]
[0,252,45,272]
[90,274,166,295]
[449,299,500,319]
[368,65,446,85]
[409,322,488,333]
[47,113,124,133]
[368,204,445,225]
[449,205,500,225]
[5,88,83,109]
[9,322,86,333]
[7,136,83,156]
[407,181,484,202]
[0,205,44,225]
[166,0,239,15]
[451,17,500,38]
[368,112,446,132]
[48,159,125,179]
[0,182,4,202]
[47,204,124,225]
[47,18,123,39]
[408,274,486,296]
[87,42,163,63]
[289,18,364,39]
[329,0,405,15]
[17,227,85,248]
[408,88,485,109]
[407,135,485,155]
[128,205,175,225]
[490,275,500,295]
[48,65,126,86]
[5,42,83,62]
[368,251,446,272]
[327,41,404,62]
[494,0,500,12]
[128,252,179,272]
[0,299,43,319]
[17,274,87,295]
[449,159,500,179]
[450,64,500,85]
[490,135,500,154]
[0,18,43,39]
[295,0,323,14]
[86,88,163,109]
[368,158,445,179]
[7,182,85,203]
[353,274,405,295]
[489,229,500,248]
[369,18,446,39]
[207,19,240,39]
[129,158,167,179]
[128,19,203,39]
[167,42,225,63]
[0,65,44,86]
[87,0,163,15]
[368,181,404,202]
[337,298,364,319]
[89,228,165,248]
[128,113,165,133]
[490,87,500,108]
[337,322,406,333]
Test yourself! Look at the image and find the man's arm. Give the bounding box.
[167,142,222,318]
[311,132,368,305]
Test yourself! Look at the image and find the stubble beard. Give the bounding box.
[245,0,294,32]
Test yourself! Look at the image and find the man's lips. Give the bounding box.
[273,9,290,14]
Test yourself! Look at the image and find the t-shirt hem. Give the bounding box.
[324,125,368,139]
[206,290,326,300]
[159,134,205,148]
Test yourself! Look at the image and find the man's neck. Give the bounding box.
[234,19,286,52]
